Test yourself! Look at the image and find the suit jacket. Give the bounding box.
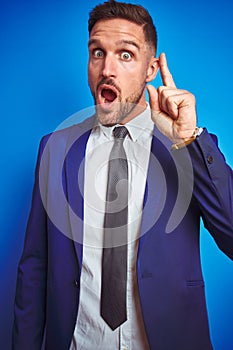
[13,116,233,350]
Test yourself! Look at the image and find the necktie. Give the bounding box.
[101,126,128,330]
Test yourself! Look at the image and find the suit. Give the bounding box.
[13,116,233,350]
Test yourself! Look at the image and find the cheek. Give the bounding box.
[122,61,148,81]
[122,66,147,90]
[88,63,97,90]
[88,61,93,78]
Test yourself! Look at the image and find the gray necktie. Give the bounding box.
[101,126,128,330]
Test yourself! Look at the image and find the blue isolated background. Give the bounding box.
[1,0,232,349]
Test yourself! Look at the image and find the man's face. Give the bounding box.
[88,18,157,126]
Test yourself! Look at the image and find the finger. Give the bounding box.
[159,53,176,88]
[147,84,178,120]
[147,85,160,113]
[157,87,188,120]
[159,94,179,120]
[147,85,174,138]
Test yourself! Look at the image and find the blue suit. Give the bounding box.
[13,116,233,350]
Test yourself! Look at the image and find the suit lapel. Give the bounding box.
[64,118,94,268]
[138,127,172,255]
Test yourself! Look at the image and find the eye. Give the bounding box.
[93,49,104,58]
[120,51,132,61]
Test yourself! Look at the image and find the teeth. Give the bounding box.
[101,97,113,104]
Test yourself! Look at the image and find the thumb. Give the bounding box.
[147,84,160,113]
[147,84,173,140]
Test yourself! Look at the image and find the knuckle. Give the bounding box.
[167,95,174,104]
[184,90,195,101]
[157,86,164,94]
[190,93,196,103]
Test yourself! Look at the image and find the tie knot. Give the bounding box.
[113,126,128,140]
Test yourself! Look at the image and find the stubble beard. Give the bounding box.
[95,85,146,126]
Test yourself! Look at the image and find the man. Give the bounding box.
[13,1,233,349]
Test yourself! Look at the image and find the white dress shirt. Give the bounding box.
[70,107,154,350]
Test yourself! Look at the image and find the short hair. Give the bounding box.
[88,0,158,54]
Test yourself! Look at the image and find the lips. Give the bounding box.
[97,84,119,106]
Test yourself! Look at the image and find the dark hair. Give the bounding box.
[88,0,157,53]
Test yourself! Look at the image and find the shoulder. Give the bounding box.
[39,115,96,153]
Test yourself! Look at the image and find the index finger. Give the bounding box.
[159,53,176,88]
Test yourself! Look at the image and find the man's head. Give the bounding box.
[88,0,157,55]
[88,0,159,125]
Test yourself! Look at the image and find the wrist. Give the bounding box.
[171,127,203,150]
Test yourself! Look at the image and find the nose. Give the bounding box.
[102,54,117,78]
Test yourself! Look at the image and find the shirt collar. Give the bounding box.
[94,104,154,142]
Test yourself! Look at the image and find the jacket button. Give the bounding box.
[74,280,79,287]
[207,155,213,164]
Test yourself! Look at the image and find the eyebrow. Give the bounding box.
[88,39,100,48]
[115,39,140,51]
[88,38,140,51]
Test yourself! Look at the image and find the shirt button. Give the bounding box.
[207,155,213,164]
[74,280,79,287]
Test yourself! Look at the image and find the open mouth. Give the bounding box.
[98,84,119,106]
[102,88,117,103]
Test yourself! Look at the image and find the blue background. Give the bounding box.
[1,0,232,349]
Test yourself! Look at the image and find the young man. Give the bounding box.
[13,1,233,349]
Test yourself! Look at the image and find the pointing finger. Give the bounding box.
[159,53,176,88]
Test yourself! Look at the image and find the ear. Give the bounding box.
[146,57,159,83]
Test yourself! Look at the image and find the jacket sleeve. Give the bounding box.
[12,136,48,350]
[174,128,233,260]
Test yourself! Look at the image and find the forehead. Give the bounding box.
[89,18,146,47]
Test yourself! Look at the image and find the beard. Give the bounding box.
[92,78,146,126]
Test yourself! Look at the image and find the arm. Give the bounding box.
[147,53,233,259]
[186,129,233,259]
[12,137,48,350]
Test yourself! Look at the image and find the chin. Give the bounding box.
[95,105,123,126]
[95,101,142,126]
[97,112,120,127]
